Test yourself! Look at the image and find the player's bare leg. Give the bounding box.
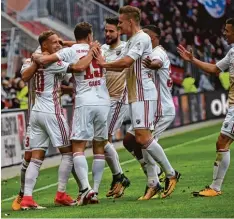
[12,151,32,211]
[193,133,232,197]
[105,134,130,198]
[54,146,76,206]
[21,150,46,210]
[72,140,95,206]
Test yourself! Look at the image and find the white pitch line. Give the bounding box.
[2,132,218,202]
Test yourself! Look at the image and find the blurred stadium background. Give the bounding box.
[1,0,234,217]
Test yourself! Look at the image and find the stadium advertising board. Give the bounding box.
[1,112,25,167]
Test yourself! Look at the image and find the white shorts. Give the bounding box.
[70,105,110,141]
[221,106,234,140]
[30,111,71,149]
[128,100,156,133]
[108,100,129,135]
[152,115,175,140]
[24,124,31,151]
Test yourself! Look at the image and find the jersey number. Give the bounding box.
[80,57,103,80]
[36,69,45,92]
[167,65,173,88]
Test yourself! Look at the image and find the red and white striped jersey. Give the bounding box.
[101,41,128,104]
[150,46,175,116]
[56,43,110,107]
[32,61,69,114]
[122,30,157,103]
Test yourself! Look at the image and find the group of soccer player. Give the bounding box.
[11,5,234,211]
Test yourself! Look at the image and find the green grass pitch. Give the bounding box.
[1,123,234,218]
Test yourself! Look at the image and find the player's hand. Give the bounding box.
[95,53,105,67]
[177,44,194,62]
[31,53,43,64]
[90,40,101,50]
[142,57,152,68]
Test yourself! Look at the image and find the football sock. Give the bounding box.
[24,158,43,196]
[210,150,230,191]
[145,138,175,178]
[58,153,73,193]
[142,149,159,187]
[73,152,90,191]
[20,158,30,194]
[92,154,105,193]
[71,165,82,190]
[104,142,123,175]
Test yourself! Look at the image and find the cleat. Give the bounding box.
[77,188,95,206]
[162,170,181,198]
[54,191,76,206]
[139,184,163,200]
[113,174,130,198]
[137,185,149,200]
[89,193,99,204]
[158,170,166,183]
[192,186,221,197]
[21,196,46,210]
[12,193,23,211]
[106,174,130,198]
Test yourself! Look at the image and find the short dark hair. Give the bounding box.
[105,17,119,26]
[74,22,92,41]
[226,18,234,27]
[119,5,141,24]
[143,25,161,37]
[38,30,56,46]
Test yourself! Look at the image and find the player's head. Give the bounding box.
[105,17,120,45]
[143,25,161,46]
[38,30,62,54]
[74,22,93,44]
[224,18,234,45]
[118,6,141,35]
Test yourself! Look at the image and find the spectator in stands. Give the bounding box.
[16,79,28,109]
[198,73,214,92]
[182,73,197,93]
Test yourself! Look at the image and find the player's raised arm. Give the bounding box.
[177,44,220,74]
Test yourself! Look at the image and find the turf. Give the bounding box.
[1,123,234,218]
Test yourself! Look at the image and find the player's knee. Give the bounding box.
[24,151,32,162]
[135,130,152,146]
[93,140,106,154]
[59,146,72,154]
[31,149,46,161]
[216,133,233,151]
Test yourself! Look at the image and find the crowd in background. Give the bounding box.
[1,0,232,109]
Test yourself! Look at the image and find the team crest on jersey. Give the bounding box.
[136,119,141,124]
[116,50,121,56]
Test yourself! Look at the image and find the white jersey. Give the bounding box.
[56,44,110,107]
[101,41,128,104]
[20,46,41,124]
[151,46,175,116]
[122,30,156,103]
[32,60,69,114]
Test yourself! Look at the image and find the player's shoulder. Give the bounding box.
[101,44,109,52]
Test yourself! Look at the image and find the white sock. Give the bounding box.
[24,158,43,196]
[20,158,29,194]
[92,154,105,193]
[73,152,90,191]
[104,142,123,175]
[145,138,175,178]
[58,153,73,193]
[210,150,230,191]
[71,165,82,190]
[142,149,159,187]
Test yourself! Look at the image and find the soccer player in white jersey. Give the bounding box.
[177,18,234,197]
[11,48,41,211]
[139,25,177,199]
[20,30,87,209]
[96,5,180,199]
[34,23,110,205]
[101,17,130,198]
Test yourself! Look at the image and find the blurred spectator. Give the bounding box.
[182,73,197,93]
[16,79,28,109]
[198,74,214,92]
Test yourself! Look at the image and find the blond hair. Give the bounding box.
[119,5,141,24]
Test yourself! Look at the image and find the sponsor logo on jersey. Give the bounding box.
[89,80,101,87]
